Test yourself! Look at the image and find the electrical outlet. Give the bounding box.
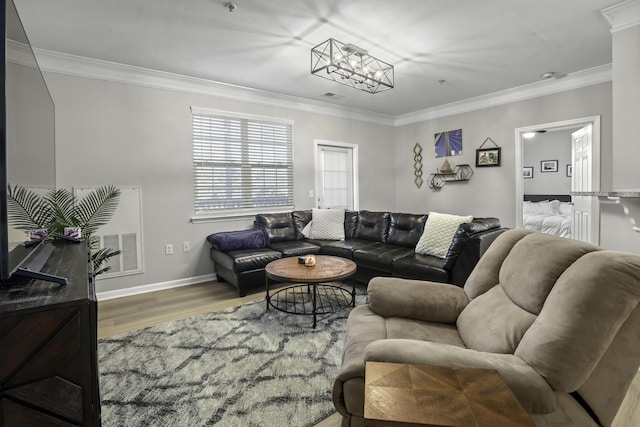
[308,189,314,198]
[182,241,190,252]
[165,243,174,255]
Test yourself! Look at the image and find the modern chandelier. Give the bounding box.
[310,38,394,94]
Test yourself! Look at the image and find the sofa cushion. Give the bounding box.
[255,212,296,242]
[386,212,427,247]
[352,243,413,272]
[206,228,269,252]
[317,239,379,260]
[210,247,281,273]
[415,212,473,258]
[292,210,312,240]
[308,208,345,240]
[268,240,320,257]
[391,253,449,284]
[354,211,390,242]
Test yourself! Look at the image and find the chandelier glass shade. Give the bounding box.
[310,38,394,94]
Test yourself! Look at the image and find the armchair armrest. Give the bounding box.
[364,339,556,414]
[368,277,469,323]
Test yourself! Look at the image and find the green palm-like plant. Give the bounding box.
[7,185,122,275]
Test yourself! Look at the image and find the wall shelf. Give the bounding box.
[427,164,474,189]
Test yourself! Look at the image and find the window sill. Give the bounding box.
[190,206,295,223]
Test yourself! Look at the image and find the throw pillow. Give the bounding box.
[301,221,312,238]
[415,211,473,258]
[310,208,345,240]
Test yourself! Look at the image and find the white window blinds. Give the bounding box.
[192,109,293,216]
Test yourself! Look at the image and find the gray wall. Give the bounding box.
[393,82,613,228]
[45,72,395,293]
[522,129,573,195]
[612,24,640,190]
[44,71,634,294]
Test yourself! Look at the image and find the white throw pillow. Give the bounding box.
[301,221,312,238]
[415,212,473,258]
[310,208,345,240]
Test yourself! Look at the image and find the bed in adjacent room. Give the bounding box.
[523,194,573,238]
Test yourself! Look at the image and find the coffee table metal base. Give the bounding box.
[266,281,355,328]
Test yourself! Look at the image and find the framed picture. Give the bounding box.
[541,160,558,173]
[434,129,462,158]
[523,167,533,179]
[476,147,501,167]
[566,164,573,177]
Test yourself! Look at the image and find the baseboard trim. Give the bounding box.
[96,274,217,301]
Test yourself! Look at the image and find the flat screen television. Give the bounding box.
[0,0,57,284]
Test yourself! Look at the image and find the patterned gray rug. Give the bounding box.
[98,283,366,426]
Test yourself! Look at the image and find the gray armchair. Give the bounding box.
[333,228,640,427]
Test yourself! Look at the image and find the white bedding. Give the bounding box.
[523,200,572,238]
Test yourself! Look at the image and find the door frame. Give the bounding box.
[313,139,359,210]
[514,116,601,236]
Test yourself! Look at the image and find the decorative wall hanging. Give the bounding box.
[541,160,558,172]
[566,164,573,177]
[434,129,462,158]
[413,143,423,188]
[523,167,534,179]
[475,137,501,167]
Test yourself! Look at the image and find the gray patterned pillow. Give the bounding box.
[415,212,473,258]
[310,208,345,240]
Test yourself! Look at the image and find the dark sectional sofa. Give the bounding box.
[207,210,505,296]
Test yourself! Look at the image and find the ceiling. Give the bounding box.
[13,0,616,117]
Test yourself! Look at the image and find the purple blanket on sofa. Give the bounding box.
[207,228,269,252]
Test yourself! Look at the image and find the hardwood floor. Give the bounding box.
[98,280,268,339]
[97,281,639,427]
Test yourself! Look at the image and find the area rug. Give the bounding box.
[98,283,367,426]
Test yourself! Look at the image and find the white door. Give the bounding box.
[572,125,599,243]
[315,143,357,209]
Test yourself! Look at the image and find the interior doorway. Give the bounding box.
[515,116,601,244]
[314,140,359,210]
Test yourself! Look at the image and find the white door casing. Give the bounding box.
[314,140,359,210]
[515,116,600,244]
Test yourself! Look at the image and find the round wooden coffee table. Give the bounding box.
[265,255,357,328]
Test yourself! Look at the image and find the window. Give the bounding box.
[192,108,293,218]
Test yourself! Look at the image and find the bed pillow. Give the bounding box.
[309,208,345,240]
[415,212,473,258]
[558,202,573,216]
[523,201,536,215]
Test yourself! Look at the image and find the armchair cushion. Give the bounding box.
[364,339,557,414]
[457,285,536,354]
[368,277,469,324]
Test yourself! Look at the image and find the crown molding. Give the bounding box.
[602,0,640,32]
[33,47,611,129]
[394,64,612,127]
[33,48,396,126]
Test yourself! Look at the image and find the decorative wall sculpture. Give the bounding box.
[413,143,423,188]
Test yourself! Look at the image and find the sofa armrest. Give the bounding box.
[449,227,508,286]
[364,339,557,414]
[368,277,469,323]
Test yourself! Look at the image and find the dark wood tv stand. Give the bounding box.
[0,241,100,426]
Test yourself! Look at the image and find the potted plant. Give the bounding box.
[7,185,121,275]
